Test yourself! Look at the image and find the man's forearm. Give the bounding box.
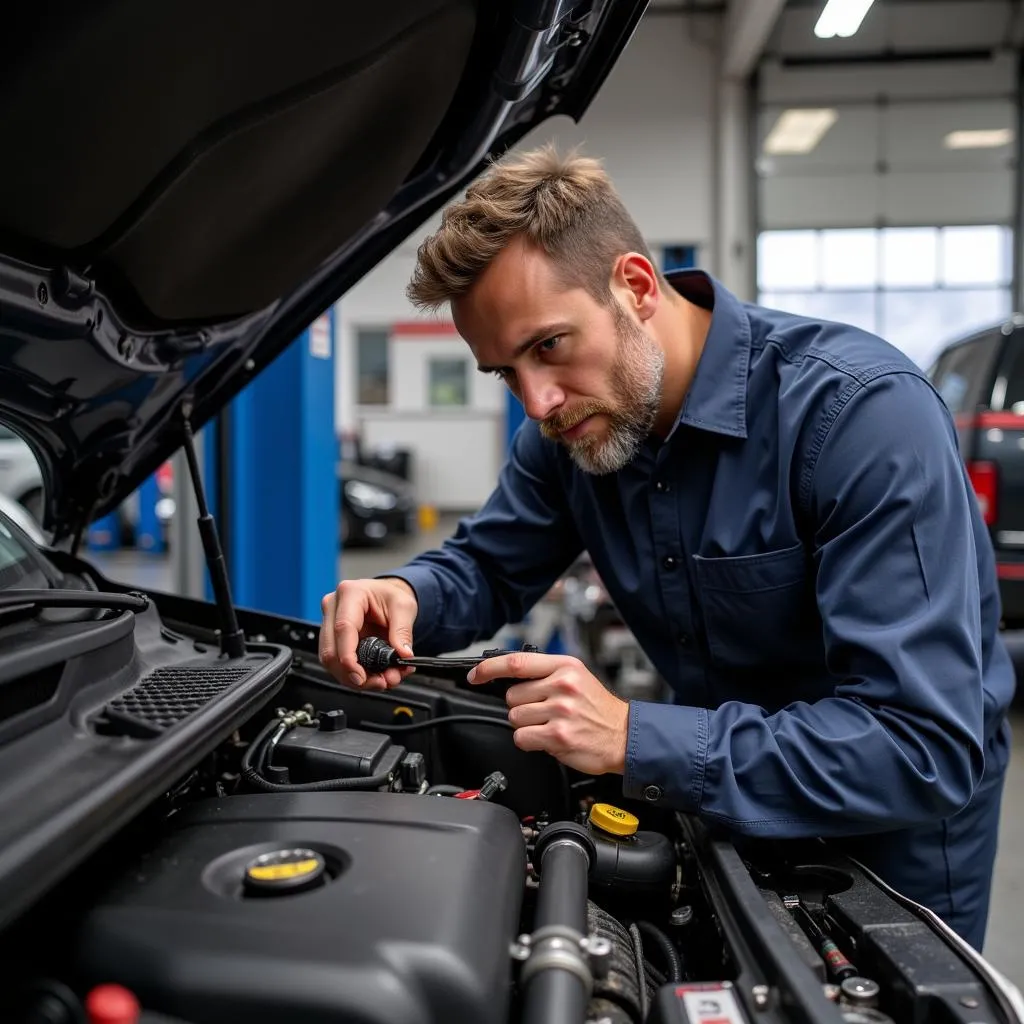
[622,694,981,837]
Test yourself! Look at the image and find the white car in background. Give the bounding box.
[0,428,170,546]
[0,426,44,524]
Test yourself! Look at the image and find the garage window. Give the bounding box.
[356,328,389,406]
[758,226,1012,370]
[428,358,468,407]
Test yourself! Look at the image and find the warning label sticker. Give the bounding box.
[676,983,748,1024]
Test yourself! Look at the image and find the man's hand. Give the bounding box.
[319,577,418,691]
[468,652,628,775]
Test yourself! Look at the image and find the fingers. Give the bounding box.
[319,591,337,668]
[319,587,362,686]
[385,595,417,660]
[334,584,371,685]
[507,699,553,729]
[505,679,552,708]
[512,723,568,754]
[468,652,578,686]
[318,579,420,690]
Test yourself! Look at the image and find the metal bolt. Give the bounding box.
[581,934,612,979]
[752,985,769,1010]
[670,906,694,927]
[841,977,880,1008]
[960,997,980,1009]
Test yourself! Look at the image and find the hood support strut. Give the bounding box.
[181,405,245,659]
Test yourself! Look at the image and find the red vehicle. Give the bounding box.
[930,315,1024,627]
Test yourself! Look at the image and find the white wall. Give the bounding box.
[515,13,721,254]
[387,337,504,413]
[334,10,724,508]
[369,332,505,508]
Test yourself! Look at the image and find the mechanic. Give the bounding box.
[319,145,1015,952]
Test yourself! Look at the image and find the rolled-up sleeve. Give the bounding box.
[624,370,986,836]
[378,421,583,655]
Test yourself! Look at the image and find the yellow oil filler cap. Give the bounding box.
[243,847,326,896]
[588,802,639,837]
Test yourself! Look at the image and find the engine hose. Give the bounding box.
[586,903,644,1021]
[362,714,513,733]
[628,923,649,1021]
[241,764,395,792]
[521,823,596,1024]
[241,718,394,792]
[637,920,684,983]
[645,960,667,990]
[426,784,465,796]
[241,719,283,775]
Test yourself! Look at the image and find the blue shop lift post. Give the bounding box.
[205,309,339,624]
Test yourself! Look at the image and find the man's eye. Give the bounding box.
[539,336,561,353]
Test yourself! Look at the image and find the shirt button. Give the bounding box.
[642,784,663,802]
[655,480,670,493]
[662,556,678,570]
[677,632,690,647]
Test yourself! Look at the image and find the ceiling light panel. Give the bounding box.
[763,109,839,155]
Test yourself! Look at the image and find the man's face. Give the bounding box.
[452,238,665,475]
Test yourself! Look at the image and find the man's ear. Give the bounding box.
[612,252,659,322]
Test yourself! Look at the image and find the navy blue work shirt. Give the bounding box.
[386,270,1015,949]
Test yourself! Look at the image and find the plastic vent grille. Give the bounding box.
[101,665,252,738]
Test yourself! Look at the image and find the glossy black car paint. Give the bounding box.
[0,0,648,545]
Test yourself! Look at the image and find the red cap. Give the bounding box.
[85,984,141,1024]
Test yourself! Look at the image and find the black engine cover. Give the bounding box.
[72,792,527,1024]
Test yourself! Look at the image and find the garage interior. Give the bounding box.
[11,0,1023,993]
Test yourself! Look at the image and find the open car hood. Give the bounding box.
[0,0,647,541]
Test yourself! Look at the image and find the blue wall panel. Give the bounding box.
[225,310,338,622]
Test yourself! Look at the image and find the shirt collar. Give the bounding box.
[663,270,751,441]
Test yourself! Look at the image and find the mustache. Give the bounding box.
[539,403,609,439]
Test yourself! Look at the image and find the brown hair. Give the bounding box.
[406,143,658,312]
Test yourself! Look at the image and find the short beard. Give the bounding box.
[541,304,664,475]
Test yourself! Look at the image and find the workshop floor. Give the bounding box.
[89,520,1024,987]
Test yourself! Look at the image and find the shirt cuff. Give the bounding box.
[622,700,709,811]
[373,565,441,649]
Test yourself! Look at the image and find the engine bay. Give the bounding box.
[0,560,1019,1024]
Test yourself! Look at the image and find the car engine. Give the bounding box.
[2,663,1021,1024]
[0,584,1018,1024]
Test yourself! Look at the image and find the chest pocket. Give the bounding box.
[691,542,822,671]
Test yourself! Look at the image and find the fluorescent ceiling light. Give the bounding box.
[944,128,1014,150]
[814,0,876,39]
[763,109,838,155]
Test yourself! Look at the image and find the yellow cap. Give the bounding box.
[589,802,639,837]
[247,858,321,882]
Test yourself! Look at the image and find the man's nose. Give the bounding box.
[518,371,564,422]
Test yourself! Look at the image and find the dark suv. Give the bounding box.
[930,315,1024,627]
